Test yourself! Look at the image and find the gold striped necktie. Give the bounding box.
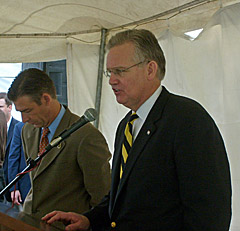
[120,113,138,178]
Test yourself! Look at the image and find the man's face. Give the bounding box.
[0,98,11,122]
[14,95,50,128]
[107,42,149,111]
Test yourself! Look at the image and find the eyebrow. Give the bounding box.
[107,66,126,70]
[18,108,32,113]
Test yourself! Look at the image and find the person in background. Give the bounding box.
[42,29,232,231]
[0,92,19,202]
[0,110,7,202]
[8,121,31,209]
[7,68,111,220]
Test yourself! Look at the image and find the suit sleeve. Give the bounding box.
[84,193,111,230]
[77,125,111,207]
[8,123,23,191]
[82,120,126,230]
[174,107,231,230]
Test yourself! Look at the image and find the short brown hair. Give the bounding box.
[0,92,12,106]
[8,68,56,105]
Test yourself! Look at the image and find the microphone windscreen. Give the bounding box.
[84,108,97,122]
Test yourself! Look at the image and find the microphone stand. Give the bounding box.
[0,136,62,197]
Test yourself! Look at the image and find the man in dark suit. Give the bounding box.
[42,29,232,231]
[0,110,7,202]
[0,92,20,202]
[8,122,31,206]
[7,68,111,220]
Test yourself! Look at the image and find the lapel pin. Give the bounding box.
[57,143,62,149]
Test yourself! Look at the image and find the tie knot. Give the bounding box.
[129,113,138,123]
[42,127,49,137]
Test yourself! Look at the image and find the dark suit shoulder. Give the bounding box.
[8,117,20,136]
[160,90,224,151]
[11,117,20,126]
[165,91,214,123]
[169,91,206,110]
[14,121,24,130]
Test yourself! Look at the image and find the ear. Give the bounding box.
[41,93,51,105]
[146,61,158,81]
[8,104,12,111]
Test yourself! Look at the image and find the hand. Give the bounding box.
[11,190,22,205]
[42,211,90,231]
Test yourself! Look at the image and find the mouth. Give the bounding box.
[112,87,120,94]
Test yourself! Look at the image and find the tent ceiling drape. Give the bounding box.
[0,0,239,62]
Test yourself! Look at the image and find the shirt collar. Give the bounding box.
[44,105,65,142]
[135,85,162,121]
[7,116,12,132]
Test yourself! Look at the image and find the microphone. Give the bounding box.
[46,108,97,150]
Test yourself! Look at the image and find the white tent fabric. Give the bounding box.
[0,0,239,62]
[67,3,240,230]
[0,0,239,230]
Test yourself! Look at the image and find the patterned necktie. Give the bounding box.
[120,113,138,178]
[39,127,50,155]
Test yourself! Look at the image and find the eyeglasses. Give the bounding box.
[104,61,145,78]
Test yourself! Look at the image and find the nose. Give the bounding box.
[108,73,119,85]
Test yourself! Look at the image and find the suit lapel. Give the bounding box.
[109,123,126,215]
[111,118,158,215]
[33,108,73,180]
[6,118,19,149]
[110,87,171,215]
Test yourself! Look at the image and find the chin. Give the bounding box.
[33,124,42,128]
[116,97,126,105]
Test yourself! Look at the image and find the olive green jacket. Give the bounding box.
[22,107,111,219]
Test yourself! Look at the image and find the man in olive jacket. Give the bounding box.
[8,68,111,219]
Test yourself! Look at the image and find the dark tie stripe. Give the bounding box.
[123,136,131,154]
[120,113,138,178]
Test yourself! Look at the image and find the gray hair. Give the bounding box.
[107,29,166,80]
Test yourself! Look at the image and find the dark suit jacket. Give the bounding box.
[3,117,19,201]
[8,122,31,202]
[85,86,232,231]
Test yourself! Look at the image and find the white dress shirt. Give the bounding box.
[132,85,162,141]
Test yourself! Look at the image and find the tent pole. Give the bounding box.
[94,28,107,128]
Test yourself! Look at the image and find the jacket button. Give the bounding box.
[111,222,116,228]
